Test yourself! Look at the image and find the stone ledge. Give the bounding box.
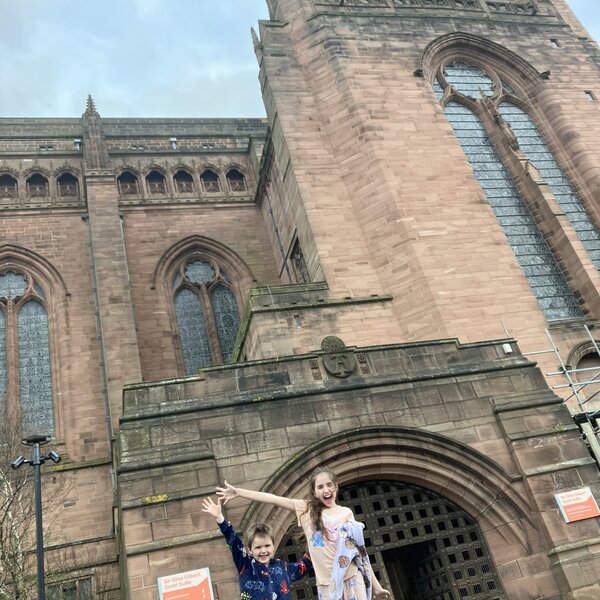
[506,423,579,441]
[125,530,221,557]
[522,457,597,476]
[121,354,534,422]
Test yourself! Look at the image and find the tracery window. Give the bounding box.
[57,172,79,198]
[433,62,584,321]
[226,168,247,192]
[26,173,49,198]
[146,170,167,196]
[290,238,310,283]
[174,170,195,194]
[173,257,241,374]
[0,174,17,198]
[200,169,221,193]
[47,577,92,600]
[0,270,54,436]
[117,171,139,197]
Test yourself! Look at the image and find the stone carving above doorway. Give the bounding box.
[321,335,357,378]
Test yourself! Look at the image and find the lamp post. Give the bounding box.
[11,434,61,600]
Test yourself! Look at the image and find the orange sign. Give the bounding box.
[157,568,214,600]
[555,487,600,523]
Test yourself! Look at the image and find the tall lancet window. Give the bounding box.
[173,258,241,374]
[433,62,583,321]
[497,102,600,270]
[0,271,54,436]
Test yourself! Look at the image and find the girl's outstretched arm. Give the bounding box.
[216,480,305,513]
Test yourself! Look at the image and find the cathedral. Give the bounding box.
[1,0,599,598]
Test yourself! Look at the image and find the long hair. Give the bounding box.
[306,465,338,538]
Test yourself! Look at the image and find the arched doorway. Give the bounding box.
[279,480,506,600]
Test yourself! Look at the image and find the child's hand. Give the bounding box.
[201,497,224,522]
[215,480,238,504]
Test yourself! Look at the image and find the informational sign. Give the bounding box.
[157,567,214,600]
[555,487,600,523]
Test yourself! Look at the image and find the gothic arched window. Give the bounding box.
[226,168,246,192]
[146,170,167,196]
[0,270,54,436]
[118,171,139,197]
[173,258,241,373]
[0,174,17,199]
[57,172,79,198]
[174,170,195,194]
[200,169,221,193]
[433,62,584,321]
[26,173,49,198]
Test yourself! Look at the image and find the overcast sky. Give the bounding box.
[0,0,596,119]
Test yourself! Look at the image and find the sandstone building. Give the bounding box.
[1,0,600,599]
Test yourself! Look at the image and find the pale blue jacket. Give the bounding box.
[328,520,372,600]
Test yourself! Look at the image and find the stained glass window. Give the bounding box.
[443,102,582,321]
[498,102,600,272]
[211,285,241,362]
[185,261,216,285]
[18,301,54,436]
[173,259,241,373]
[0,271,54,436]
[443,63,494,98]
[0,310,6,415]
[175,288,213,373]
[290,239,310,283]
[0,272,28,299]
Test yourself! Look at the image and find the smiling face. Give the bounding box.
[313,471,338,508]
[249,534,275,564]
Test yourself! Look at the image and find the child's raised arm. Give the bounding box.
[216,480,305,513]
[201,496,225,524]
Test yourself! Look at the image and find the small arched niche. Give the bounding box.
[57,172,79,198]
[174,170,194,194]
[226,168,246,192]
[200,169,220,193]
[117,171,140,197]
[146,170,167,196]
[26,173,49,198]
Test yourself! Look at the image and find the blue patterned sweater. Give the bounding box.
[219,519,312,600]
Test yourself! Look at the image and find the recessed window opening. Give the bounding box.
[174,170,194,194]
[146,170,167,195]
[57,172,79,198]
[0,174,17,198]
[26,174,49,198]
[585,90,596,102]
[0,270,54,436]
[117,171,139,196]
[173,257,241,373]
[200,169,221,193]
[226,168,247,192]
[550,38,561,48]
[434,61,584,321]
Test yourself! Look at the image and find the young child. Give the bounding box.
[201,496,312,600]
[216,467,391,600]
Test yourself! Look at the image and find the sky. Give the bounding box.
[0,0,596,119]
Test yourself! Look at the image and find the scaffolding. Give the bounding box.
[509,321,600,465]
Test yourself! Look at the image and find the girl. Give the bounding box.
[216,466,391,600]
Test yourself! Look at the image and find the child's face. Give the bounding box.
[313,472,337,508]
[250,535,274,564]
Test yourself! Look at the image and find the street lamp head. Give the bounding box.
[22,434,51,447]
[47,450,61,464]
[11,455,25,470]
